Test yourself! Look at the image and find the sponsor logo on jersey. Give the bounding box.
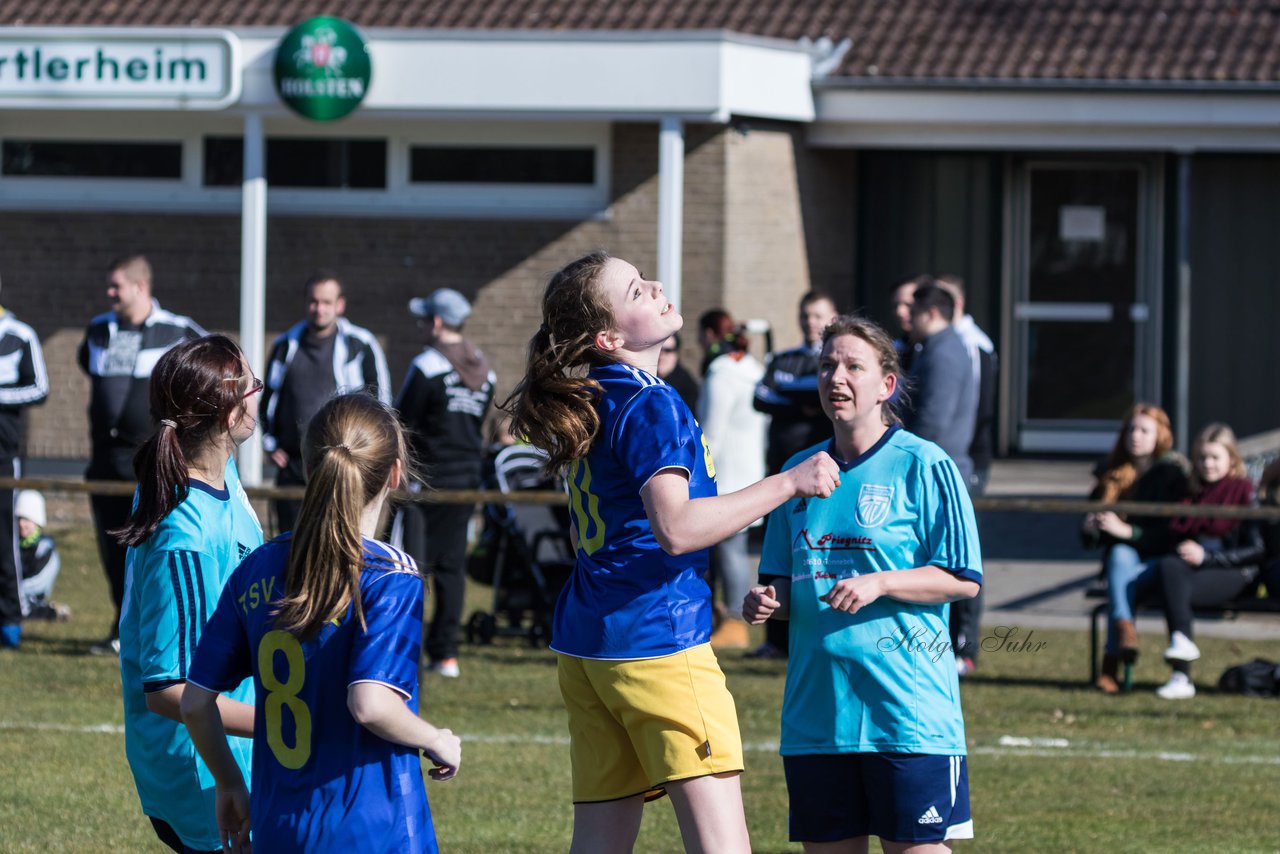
[794,529,875,551]
[856,484,894,528]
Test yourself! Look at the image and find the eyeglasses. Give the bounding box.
[225,375,264,397]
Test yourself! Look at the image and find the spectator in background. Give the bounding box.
[656,333,700,413]
[903,282,981,674]
[17,490,66,623]
[261,271,391,535]
[751,290,839,659]
[936,275,998,496]
[697,312,767,650]
[1155,424,1262,699]
[889,275,927,375]
[0,276,49,649]
[396,288,495,679]
[1083,404,1188,694]
[698,309,736,376]
[78,254,205,656]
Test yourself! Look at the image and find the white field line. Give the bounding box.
[5,722,1280,767]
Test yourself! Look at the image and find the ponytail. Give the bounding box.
[113,335,248,547]
[273,394,410,640]
[502,250,616,474]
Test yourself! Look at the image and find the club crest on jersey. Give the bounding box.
[856,484,894,528]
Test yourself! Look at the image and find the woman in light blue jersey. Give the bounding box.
[503,251,840,854]
[744,315,982,853]
[113,335,264,854]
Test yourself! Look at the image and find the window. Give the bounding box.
[203,137,387,188]
[409,146,595,185]
[1,140,182,179]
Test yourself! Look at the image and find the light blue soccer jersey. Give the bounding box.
[551,362,719,659]
[759,427,982,756]
[188,537,437,854]
[118,458,262,850]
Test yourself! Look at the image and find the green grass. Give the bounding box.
[3,525,1280,852]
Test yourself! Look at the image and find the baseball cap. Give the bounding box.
[409,288,472,326]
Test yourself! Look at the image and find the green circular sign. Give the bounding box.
[274,17,371,122]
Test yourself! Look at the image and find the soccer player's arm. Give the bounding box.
[137,548,254,736]
[348,570,461,780]
[633,390,839,555]
[744,504,793,623]
[880,458,983,604]
[183,581,254,851]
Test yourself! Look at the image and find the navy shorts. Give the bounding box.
[783,753,973,844]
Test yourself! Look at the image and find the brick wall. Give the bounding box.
[1,121,768,461]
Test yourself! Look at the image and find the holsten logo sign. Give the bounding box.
[273,17,371,122]
[0,30,238,108]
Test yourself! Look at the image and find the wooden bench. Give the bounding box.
[1086,582,1280,690]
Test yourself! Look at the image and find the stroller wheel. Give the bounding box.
[467,611,497,645]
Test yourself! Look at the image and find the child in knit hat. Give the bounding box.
[17,490,67,621]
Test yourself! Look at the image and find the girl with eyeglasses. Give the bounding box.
[113,334,265,854]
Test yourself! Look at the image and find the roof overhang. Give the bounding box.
[236,27,815,122]
[810,85,1280,151]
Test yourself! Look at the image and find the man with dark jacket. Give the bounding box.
[78,254,205,654]
[395,288,495,678]
[750,290,838,658]
[260,271,391,534]
[0,276,48,649]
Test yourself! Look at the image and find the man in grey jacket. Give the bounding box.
[904,280,983,675]
[905,282,978,483]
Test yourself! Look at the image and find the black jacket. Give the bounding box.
[396,341,495,489]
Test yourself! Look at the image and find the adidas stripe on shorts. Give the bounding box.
[783,753,973,844]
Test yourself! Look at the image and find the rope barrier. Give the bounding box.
[5,476,1280,518]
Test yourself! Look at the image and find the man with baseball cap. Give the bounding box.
[395,288,495,678]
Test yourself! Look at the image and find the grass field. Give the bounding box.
[3,524,1280,852]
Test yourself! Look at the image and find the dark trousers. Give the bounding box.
[273,454,307,536]
[949,473,985,664]
[401,500,473,663]
[148,817,219,854]
[1158,555,1255,639]
[0,456,19,625]
[90,490,133,639]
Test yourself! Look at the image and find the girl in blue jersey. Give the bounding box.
[744,315,983,853]
[504,251,841,854]
[113,335,264,854]
[182,393,460,854]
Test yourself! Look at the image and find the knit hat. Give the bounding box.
[15,490,45,527]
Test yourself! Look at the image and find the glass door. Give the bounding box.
[1011,160,1161,452]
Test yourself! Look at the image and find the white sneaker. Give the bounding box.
[1163,631,1201,662]
[429,658,460,678]
[1156,672,1196,700]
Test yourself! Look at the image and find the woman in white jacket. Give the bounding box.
[698,313,769,649]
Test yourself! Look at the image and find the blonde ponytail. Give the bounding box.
[273,394,411,640]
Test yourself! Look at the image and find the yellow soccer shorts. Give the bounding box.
[557,644,745,803]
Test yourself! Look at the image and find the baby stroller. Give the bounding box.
[465,445,574,647]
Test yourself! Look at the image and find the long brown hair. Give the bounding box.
[821,315,907,426]
[1189,422,1247,492]
[272,394,411,640]
[113,334,249,547]
[501,251,617,473]
[1094,403,1175,502]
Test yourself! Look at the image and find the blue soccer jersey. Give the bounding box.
[551,362,719,660]
[188,536,436,854]
[118,459,263,851]
[758,427,983,756]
